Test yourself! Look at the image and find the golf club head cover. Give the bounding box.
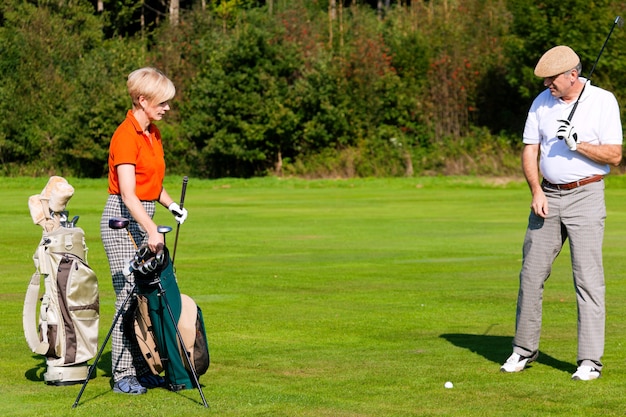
[28,195,47,227]
[556,119,579,151]
[39,176,68,199]
[168,202,188,224]
[48,182,74,213]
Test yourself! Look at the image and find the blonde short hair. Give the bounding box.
[127,67,176,107]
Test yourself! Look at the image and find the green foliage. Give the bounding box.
[0,0,145,177]
[504,0,626,114]
[61,39,147,177]
[99,0,144,38]
[179,9,303,177]
[1,1,626,178]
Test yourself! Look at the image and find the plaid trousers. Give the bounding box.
[513,180,606,370]
[100,194,155,382]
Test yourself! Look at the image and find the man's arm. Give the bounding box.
[575,143,622,166]
[522,144,548,218]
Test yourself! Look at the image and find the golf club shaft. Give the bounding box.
[127,230,138,250]
[587,16,623,80]
[567,16,622,121]
[172,176,188,264]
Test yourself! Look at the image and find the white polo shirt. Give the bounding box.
[522,78,622,184]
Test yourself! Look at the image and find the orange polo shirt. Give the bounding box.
[107,110,165,201]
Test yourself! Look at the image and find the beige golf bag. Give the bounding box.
[23,177,100,385]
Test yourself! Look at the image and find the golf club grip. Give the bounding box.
[179,176,188,209]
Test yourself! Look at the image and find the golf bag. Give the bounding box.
[23,177,100,385]
[130,245,209,391]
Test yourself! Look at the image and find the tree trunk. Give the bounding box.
[141,0,145,38]
[329,0,336,19]
[275,150,283,177]
[170,0,179,26]
[339,0,343,48]
[328,0,336,48]
[403,152,414,177]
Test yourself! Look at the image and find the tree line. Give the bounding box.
[1,0,626,178]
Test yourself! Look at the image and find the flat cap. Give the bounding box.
[534,45,580,77]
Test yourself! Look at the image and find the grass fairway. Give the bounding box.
[2,175,626,416]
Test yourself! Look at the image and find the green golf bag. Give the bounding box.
[133,246,209,391]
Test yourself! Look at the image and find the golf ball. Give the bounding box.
[444,381,453,389]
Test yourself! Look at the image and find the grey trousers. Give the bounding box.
[513,180,606,370]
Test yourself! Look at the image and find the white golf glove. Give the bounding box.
[556,119,579,151]
[168,202,188,224]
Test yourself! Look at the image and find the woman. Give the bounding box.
[100,67,188,395]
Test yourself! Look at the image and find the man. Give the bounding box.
[500,45,623,380]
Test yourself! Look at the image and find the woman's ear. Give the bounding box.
[138,95,148,110]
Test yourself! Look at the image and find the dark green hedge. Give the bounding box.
[1,0,625,178]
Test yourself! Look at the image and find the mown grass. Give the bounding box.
[2,176,626,416]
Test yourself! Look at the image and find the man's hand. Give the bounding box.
[530,191,549,218]
[556,119,579,151]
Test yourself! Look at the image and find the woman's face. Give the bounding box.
[139,95,170,121]
[145,100,170,122]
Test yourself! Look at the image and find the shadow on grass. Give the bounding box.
[97,351,112,378]
[439,333,576,373]
[24,356,46,382]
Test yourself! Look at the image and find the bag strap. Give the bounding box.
[23,242,53,356]
[23,270,50,355]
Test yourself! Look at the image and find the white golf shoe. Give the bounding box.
[500,352,536,373]
[571,365,601,381]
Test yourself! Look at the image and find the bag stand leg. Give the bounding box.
[72,280,210,409]
[155,278,209,408]
[73,284,136,408]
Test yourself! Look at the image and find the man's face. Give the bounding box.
[543,70,575,98]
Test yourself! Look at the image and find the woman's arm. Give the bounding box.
[117,163,163,252]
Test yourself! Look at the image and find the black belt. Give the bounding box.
[542,174,604,191]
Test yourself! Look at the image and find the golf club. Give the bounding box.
[158,225,173,243]
[566,15,623,121]
[108,216,137,249]
[157,225,173,263]
[172,176,188,264]
[129,225,174,274]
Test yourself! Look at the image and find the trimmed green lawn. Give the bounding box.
[2,176,626,416]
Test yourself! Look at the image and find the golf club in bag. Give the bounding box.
[73,219,209,408]
[23,176,100,386]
